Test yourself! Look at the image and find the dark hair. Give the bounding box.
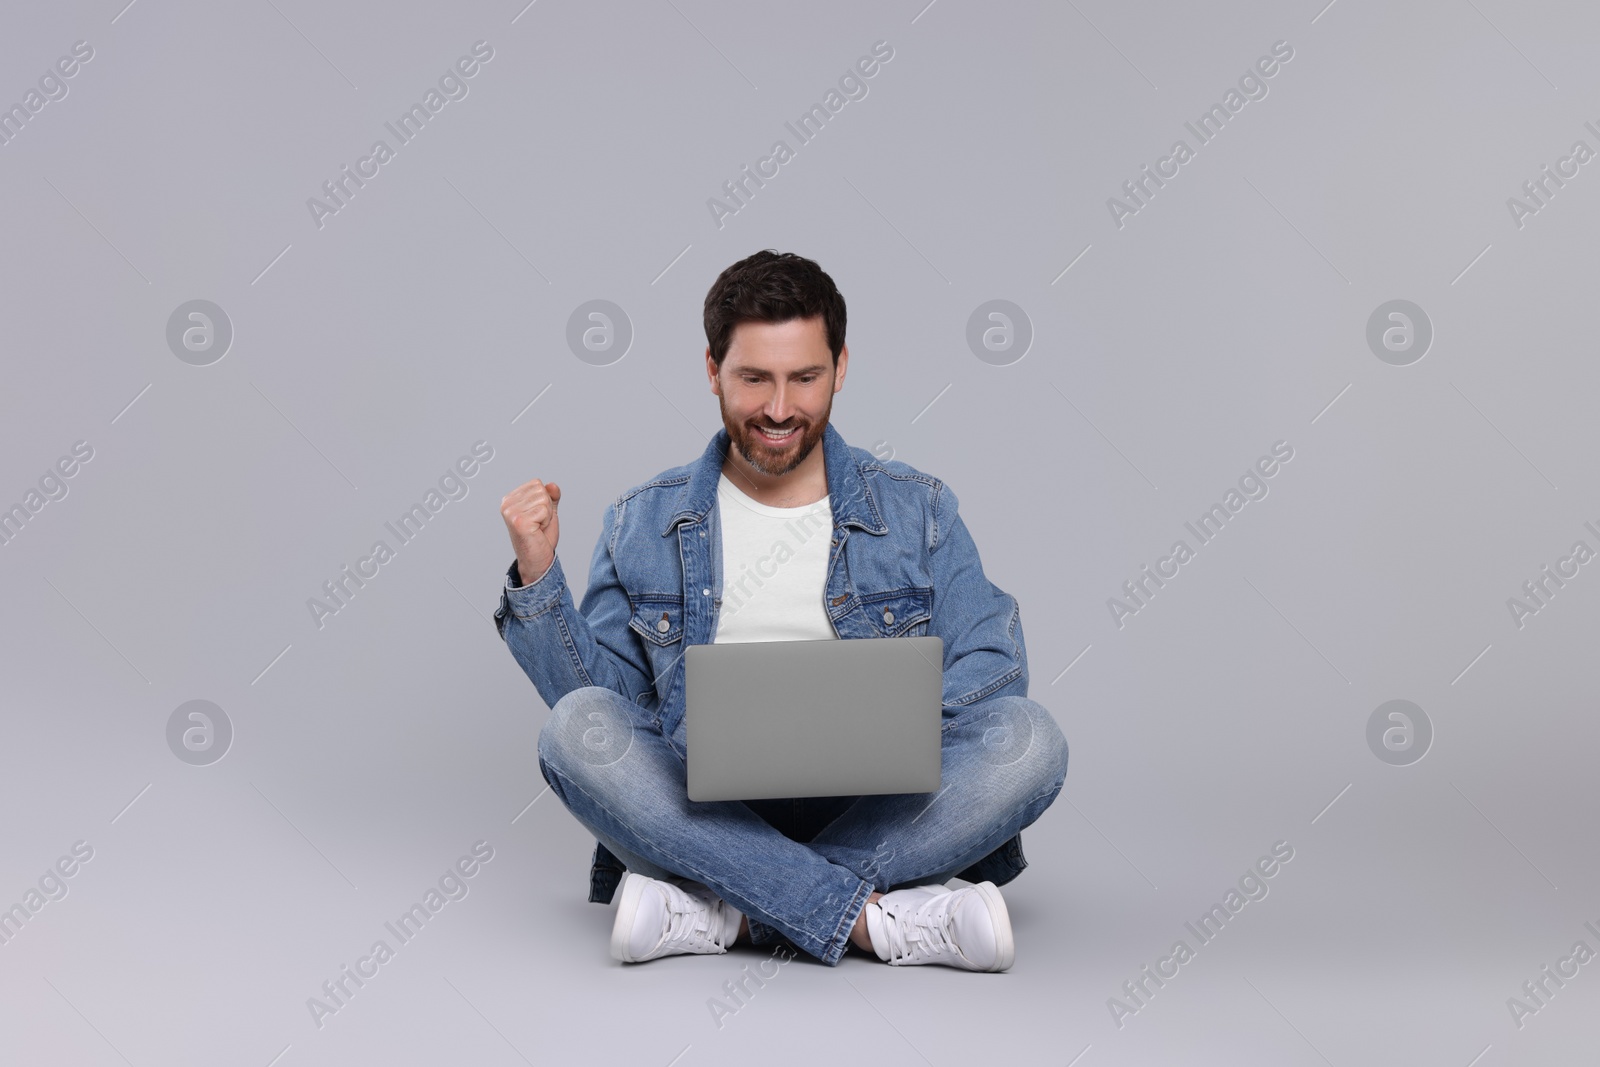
[702,250,847,370]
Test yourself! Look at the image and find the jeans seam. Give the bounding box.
[827,878,874,967]
[1031,777,1067,809]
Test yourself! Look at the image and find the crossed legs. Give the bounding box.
[536,685,1068,966]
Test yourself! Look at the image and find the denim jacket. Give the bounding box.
[494,421,1031,903]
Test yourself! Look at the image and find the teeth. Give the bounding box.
[758,426,796,439]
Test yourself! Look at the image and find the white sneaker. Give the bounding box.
[609,871,743,963]
[864,881,1015,971]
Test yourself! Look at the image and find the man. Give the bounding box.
[495,250,1068,970]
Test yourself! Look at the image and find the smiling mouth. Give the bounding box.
[753,424,800,443]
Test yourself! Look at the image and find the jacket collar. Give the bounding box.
[660,420,887,537]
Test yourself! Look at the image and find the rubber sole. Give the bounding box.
[609,871,649,962]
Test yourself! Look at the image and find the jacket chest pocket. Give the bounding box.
[858,587,933,637]
[628,596,685,647]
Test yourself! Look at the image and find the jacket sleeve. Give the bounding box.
[492,497,656,712]
[928,481,1029,711]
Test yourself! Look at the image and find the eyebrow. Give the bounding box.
[730,364,828,377]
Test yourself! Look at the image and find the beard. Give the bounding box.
[718,391,831,477]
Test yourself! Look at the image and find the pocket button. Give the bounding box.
[883,609,895,625]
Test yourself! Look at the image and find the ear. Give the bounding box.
[706,347,721,394]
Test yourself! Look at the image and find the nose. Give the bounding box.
[765,384,793,424]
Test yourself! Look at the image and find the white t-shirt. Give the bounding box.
[712,472,837,644]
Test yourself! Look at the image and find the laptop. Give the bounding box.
[684,635,944,802]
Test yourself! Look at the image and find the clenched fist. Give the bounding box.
[501,478,561,586]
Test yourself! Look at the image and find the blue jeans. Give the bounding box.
[536,686,1069,966]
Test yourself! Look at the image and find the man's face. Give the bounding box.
[708,316,847,478]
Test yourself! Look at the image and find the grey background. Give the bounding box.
[1,1,1595,1064]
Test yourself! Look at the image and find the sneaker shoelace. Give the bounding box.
[661,883,732,953]
[881,893,959,964]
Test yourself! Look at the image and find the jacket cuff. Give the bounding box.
[496,556,564,622]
